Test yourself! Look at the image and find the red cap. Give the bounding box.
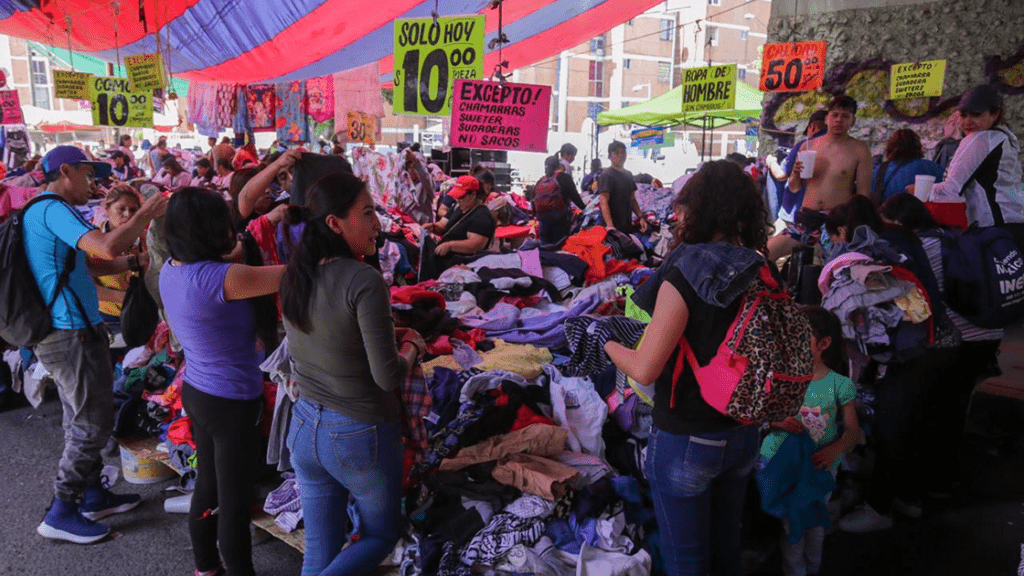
[448,175,480,199]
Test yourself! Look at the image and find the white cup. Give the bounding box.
[915,174,936,201]
[797,150,817,179]
[163,493,192,514]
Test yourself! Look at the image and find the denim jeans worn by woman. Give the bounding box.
[287,397,403,576]
[605,162,775,576]
[646,425,760,576]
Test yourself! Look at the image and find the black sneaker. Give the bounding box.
[80,487,142,521]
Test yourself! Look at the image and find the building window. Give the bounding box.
[660,19,673,41]
[623,59,631,70]
[707,26,719,47]
[627,19,633,26]
[658,61,671,84]
[738,68,747,80]
[589,60,604,97]
[589,36,605,56]
[741,30,749,40]
[30,56,50,110]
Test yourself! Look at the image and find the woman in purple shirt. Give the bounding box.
[159,187,285,576]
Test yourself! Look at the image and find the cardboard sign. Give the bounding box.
[124,52,166,91]
[889,60,946,100]
[53,70,92,100]
[89,76,152,128]
[393,15,485,115]
[631,127,665,148]
[346,111,378,145]
[681,64,737,114]
[0,90,23,124]
[449,80,551,152]
[760,41,827,93]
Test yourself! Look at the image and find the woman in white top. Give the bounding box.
[922,84,1024,248]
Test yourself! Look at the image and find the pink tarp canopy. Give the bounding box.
[0,0,661,84]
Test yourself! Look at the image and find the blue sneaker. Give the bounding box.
[80,487,142,521]
[37,498,110,544]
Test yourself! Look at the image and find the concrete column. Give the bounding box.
[609,24,625,112]
[557,50,569,133]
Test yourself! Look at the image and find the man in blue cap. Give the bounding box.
[26,146,166,544]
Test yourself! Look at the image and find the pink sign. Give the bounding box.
[450,80,550,152]
[0,90,23,124]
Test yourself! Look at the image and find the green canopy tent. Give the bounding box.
[597,81,764,160]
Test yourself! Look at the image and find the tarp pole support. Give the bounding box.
[489,0,511,83]
[64,16,74,72]
[112,1,122,74]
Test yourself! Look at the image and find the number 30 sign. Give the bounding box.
[759,41,827,93]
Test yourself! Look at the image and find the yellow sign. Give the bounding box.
[393,14,485,115]
[680,64,737,114]
[124,52,166,91]
[89,76,153,128]
[889,60,946,100]
[346,111,377,145]
[53,70,92,100]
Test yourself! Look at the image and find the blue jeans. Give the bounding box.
[287,398,403,576]
[645,424,760,576]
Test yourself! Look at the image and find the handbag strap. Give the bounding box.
[872,161,891,205]
[439,205,487,242]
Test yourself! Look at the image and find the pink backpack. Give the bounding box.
[671,265,814,424]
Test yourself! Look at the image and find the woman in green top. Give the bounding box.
[281,173,424,576]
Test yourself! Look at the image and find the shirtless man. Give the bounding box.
[767,95,873,260]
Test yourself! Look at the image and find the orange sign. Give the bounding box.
[346,111,377,145]
[760,41,827,93]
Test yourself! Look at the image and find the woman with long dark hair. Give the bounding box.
[822,195,955,532]
[606,160,771,576]
[281,173,424,576]
[153,156,191,190]
[191,157,215,188]
[880,193,1002,497]
[159,187,286,576]
[871,128,943,203]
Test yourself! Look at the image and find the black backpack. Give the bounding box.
[0,195,81,347]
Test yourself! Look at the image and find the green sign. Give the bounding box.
[680,64,737,114]
[89,76,152,128]
[124,52,166,92]
[889,60,946,100]
[393,14,485,115]
[53,70,93,100]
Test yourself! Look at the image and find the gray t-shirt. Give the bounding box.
[284,258,406,423]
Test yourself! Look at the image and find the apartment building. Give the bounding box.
[510,0,771,158]
[0,35,83,115]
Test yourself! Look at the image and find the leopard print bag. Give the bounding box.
[672,265,815,424]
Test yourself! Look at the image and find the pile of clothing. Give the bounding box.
[818,251,932,364]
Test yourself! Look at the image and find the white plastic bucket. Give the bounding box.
[119,445,176,484]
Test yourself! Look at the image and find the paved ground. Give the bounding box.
[2,332,1023,576]
[0,396,303,576]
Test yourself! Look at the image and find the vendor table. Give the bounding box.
[494,224,535,239]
